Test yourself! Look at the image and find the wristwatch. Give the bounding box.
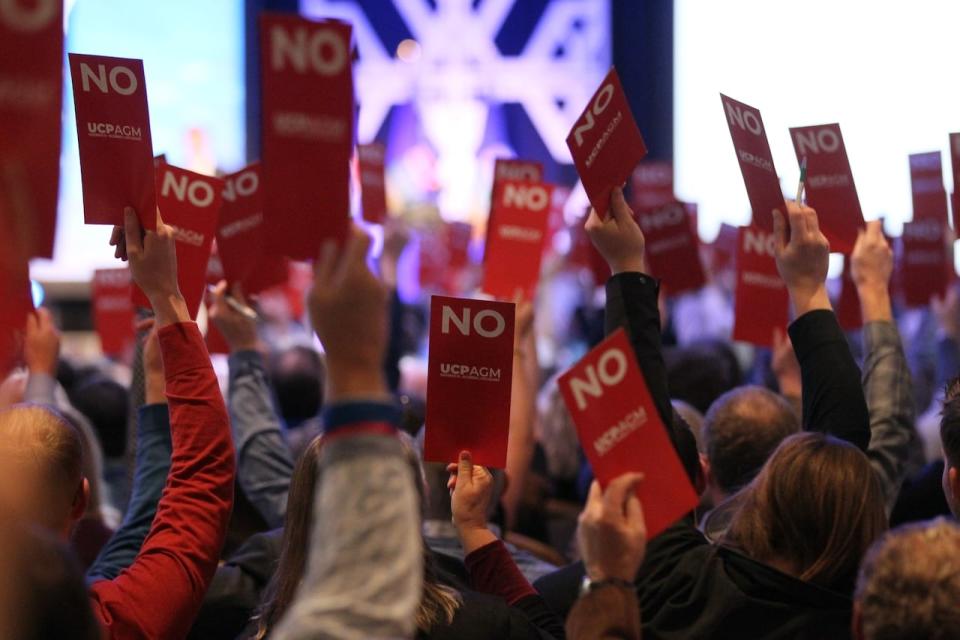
[579,575,634,597]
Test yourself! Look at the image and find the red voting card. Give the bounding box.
[0,252,33,372]
[0,3,62,259]
[721,94,782,232]
[950,134,960,195]
[260,13,354,260]
[789,124,863,255]
[567,68,647,218]
[900,219,948,307]
[835,260,862,332]
[709,223,739,273]
[630,162,675,209]
[635,201,705,296]
[92,269,135,357]
[909,152,948,222]
[733,225,788,346]
[132,164,224,317]
[487,158,544,248]
[482,180,552,300]
[69,54,155,231]
[558,329,698,538]
[217,164,288,295]
[358,143,387,224]
[424,296,515,468]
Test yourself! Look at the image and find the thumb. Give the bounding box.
[457,450,474,487]
[124,207,143,254]
[155,206,165,229]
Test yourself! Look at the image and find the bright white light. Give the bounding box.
[675,0,960,242]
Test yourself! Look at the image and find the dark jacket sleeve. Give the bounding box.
[86,403,171,582]
[788,310,870,451]
[604,273,672,426]
[384,289,404,392]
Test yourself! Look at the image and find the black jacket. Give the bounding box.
[535,272,869,640]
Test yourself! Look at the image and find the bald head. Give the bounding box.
[703,386,800,494]
[0,405,85,533]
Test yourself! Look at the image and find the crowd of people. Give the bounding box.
[2,170,960,638]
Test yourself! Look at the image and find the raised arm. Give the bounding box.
[87,325,172,582]
[773,203,870,451]
[210,280,294,528]
[89,208,235,638]
[852,221,918,509]
[273,226,421,640]
[450,450,565,639]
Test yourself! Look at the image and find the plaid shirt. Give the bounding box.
[862,321,919,512]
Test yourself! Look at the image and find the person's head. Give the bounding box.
[940,377,960,516]
[269,346,325,427]
[0,405,89,538]
[254,433,460,639]
[70,377,128,459]
[853,518,960,640]
[723,432,886,591]
[0,521,100,640]
[666,340,742,414]
[702,386,800,504]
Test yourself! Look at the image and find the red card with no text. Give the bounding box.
[558,328,698,538]
[566,68,647,218]
[636,201,705,295]
[789,123,863,254]
[358,142,387,224]
[721,94,781,232]
[482,179,552,300]
[424,296,515,468]
[69,53,155,231]
[260,13,354,259]
[217,164,288,295]
[733,225,788,346]
[92,269,135,357]
[0,3,63,258]
[133,164,224,317]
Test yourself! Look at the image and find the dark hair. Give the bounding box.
[70,377,128,458]
[703,386,799,493]
[269,346,324,426]
[666,340,742,414]
[723,432,886,590]
[0,522,100,640]
[940,377,960,468]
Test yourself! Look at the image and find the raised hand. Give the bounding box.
[209,281,258,352]
[379,221,410,289]
[585,187,646,275]
[447,450,498,554]
[24,308,60,376]
[772,202,831,316]
[119,207,189,326]
[851,220,894,323]
[577,474,647,583]
[308,225,389,401]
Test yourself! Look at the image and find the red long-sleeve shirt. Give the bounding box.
[88,322,235,639]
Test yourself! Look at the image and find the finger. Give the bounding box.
[213,279,229,308]
[609,187,630,223]
[123,208,143,256]
[772,326,783,351]
[625,490,645,532]
[584,208,604,234]
[109,226,122,247]
[604,472,645,515]
[313,240,338,285]
[231,282,249,306]
[457,450,473,488]
[786,202,809,239]
[135,317,156,333]
[25,310,38,334]
[155,206,165,230]
[772,209,787,255]
[331,226,372,288]
[36,307,52,330]
[865,219,883,242]
[586,479,603,506]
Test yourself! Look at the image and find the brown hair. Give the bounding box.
[722,432,886,589]
[856,518,960,640]
[253,434,461,638]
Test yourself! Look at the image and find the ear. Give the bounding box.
[851,600,864,640]
[699,453,712,494]
[950,467,960,513]
[69,477,90,523]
